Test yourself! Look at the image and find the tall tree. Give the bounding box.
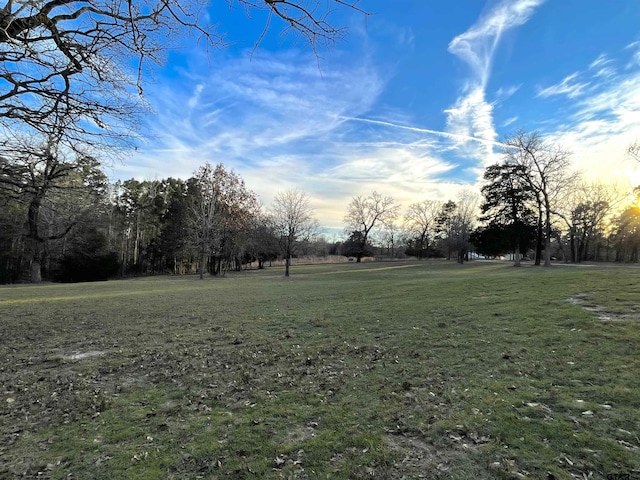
[343,191,399,262]
[435,200,458,260]
[403,199,442,259]
[502,130,574,267]
[187,163,258,278]
[554,181,622,262]
[270,190,318,277]
[435,190,478,264]
[156,178,191,274]
[245,214,280,270]
[611,191,640,262]
[0,131,95,282]
[480,163,537,266]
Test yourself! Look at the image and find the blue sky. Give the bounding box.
[111,0,640,231]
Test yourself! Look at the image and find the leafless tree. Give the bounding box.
[435,189,478,263]
[403,199,442,256]
[0,129,94,281]
[187,162,258,278]
[0,1,365,281]
[0,0,366,148]
[270,189,317,277]
[344,191,399,262]
[503,130,575,266]
[553,180,624,262]
[188,164,220,279]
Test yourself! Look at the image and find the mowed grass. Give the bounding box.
[0,261,639,479]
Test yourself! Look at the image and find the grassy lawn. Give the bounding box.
[1,260,639,479]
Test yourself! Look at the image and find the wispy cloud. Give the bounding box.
[448,0,544,87]
[537,72,589,99]
[340,116,508,147]
[446,0,545,165]
[112,49,458,229]
[589,54,611,70]
[501,116,518,127]
[538,50,640,185]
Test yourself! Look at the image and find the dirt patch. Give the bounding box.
[384,433,488,479]
[64,350,107,361]
[568,294,639,321]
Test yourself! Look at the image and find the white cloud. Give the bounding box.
[446,0,545,166]
[187,84,204,109]
[537,72,589,99]
[111,49,461,230]
[538,53,640,189]
[448,0,544,87]
[502,116,518,127]
[589,54,611,70]
[341,116,508,148]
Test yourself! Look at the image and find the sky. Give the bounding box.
[110,0,640,233]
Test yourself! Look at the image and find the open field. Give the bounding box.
[1,261,639,479]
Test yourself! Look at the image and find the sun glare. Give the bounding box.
[625,165,640,189]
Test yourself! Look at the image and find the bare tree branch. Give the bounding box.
[628,140,640,162]
[0,0,367,150]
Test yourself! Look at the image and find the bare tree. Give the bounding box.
[270,189,318,277]
[379,220,399,257]
[503,130,574,266]
[188,164,220,279]
[0,0,366,147]
[554,180,623,262]
[403,199,442,258]
[0,130,95,282]
[344,191,399,262]
[187,162,258,278]
[435,190,478,263]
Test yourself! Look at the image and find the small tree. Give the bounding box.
[270,190,318,277]
[245,215,280,269]
[343,191,399,262]
[403,199,442,258]
[553,181,621,262]
[435,192,478,264]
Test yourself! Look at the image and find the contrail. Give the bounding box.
[340,116,509,148]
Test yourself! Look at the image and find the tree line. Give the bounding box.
[0,0,366,283]
[1,2,638,283]
[1,128,639,284]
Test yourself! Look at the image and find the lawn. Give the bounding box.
[1,260,639,479]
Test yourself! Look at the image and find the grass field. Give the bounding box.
[1,260,639,479]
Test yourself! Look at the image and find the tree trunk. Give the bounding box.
[26,191,45,283]
[285,253,291,277]
[544,208,552,267]
[30,258,42,283]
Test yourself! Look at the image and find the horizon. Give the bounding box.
[108,0,640,231]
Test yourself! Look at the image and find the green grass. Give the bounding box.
[1,260,639,479]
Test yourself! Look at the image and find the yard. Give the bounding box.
[1,261,638,479]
